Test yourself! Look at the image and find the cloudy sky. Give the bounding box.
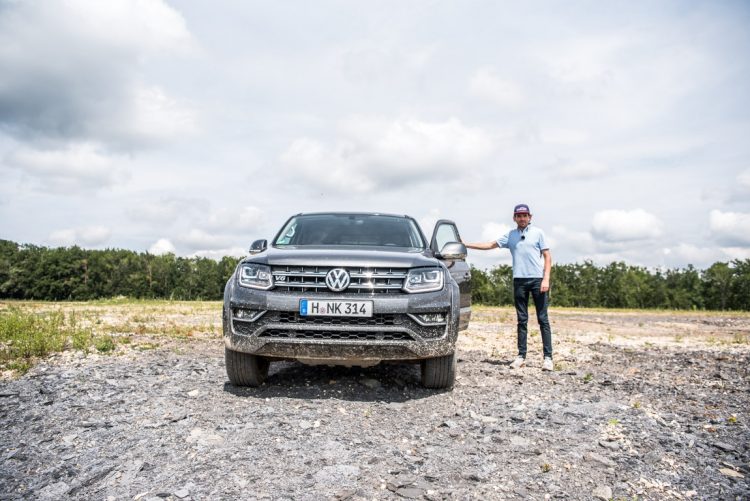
[1,0,749,270]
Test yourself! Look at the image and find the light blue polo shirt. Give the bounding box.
[497,226,549,278]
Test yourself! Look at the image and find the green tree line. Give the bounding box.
[471,260,750,310]
[0,240,240,300]
[1,239,749,309]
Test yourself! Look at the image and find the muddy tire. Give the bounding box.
[420,352,456,389]
[225,347,270,387]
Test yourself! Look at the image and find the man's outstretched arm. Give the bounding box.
[463,241,499,250]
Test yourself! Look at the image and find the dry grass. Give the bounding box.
[0,300,222,377]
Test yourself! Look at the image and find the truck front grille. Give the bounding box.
[271,266,407,294]
[232,312,447,340]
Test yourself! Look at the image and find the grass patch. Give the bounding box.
[0,307,106,374]
[5,359,32,373]
[94,335,116,353]
[553,360,568,371]
[71,327,93,352]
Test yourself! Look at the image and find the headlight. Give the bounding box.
[403,267,444,293]
[238,263,273,290]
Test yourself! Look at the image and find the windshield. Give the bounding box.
[274,214,425,248]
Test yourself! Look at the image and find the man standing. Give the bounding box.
[464,204,554,371]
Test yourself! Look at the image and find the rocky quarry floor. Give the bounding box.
[1,304,749,500]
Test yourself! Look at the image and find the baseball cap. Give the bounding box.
[513,203,531,214]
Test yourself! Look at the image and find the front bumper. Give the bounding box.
[223,283,460,362]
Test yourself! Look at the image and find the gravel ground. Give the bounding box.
[1,305,749,500]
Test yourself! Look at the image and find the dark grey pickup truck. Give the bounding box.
[223,212,471,389]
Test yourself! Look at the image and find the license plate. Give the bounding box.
[299,299,373,317]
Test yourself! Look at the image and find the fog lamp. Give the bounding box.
[409,312,447,326]
[233,308,265,322]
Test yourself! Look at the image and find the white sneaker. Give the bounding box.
[510,356,526,369]
[542,357,554,371]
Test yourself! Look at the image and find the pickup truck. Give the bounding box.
[223,212,471,389]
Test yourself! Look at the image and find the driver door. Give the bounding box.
[430,220,472,331]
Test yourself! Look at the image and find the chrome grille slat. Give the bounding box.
[349,272,408,278]
[271,265,408,294]
[273,271,328,277]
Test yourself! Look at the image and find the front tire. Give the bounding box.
[225,347,270,387]
[420,353,456,389]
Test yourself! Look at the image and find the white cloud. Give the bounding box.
[469,67,525,108]
[122,85,198,144]
[550,225,595,255]
[555,160,609,180]
[544,35,625,87]
[66,0,193,53]
[48,226,111,247]
[6,143,125,192]
[366,117,493,171]
[201,206,265,232]
[591,209,662,242]
[339,45,434,84]
[127,197,209,224]
[721,247,750,261]
[541,129,590,146]
[128,201,184,224]
[0,0,195,148]
[737,170,750,192]
[665,243,723,267]
[176,229,232,251]
[536,24,717,133]
[128,202,264,237]
[149,238,176,255]
[48,230,77,247]
[280,117,494,194]
[709,210,750,246]
[280,137,374,193]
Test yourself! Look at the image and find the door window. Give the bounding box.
[434,223,459,252]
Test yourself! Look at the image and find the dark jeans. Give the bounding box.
[513,278,553,359]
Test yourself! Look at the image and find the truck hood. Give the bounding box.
[242,246,438,268]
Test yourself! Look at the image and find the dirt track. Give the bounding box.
[1,304,749,500]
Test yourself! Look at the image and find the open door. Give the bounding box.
[430,220,471,331]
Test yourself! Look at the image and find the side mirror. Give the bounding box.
[438,242,467,260]
[249,239,267,254]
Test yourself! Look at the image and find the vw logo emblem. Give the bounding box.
[325,268,350,292]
